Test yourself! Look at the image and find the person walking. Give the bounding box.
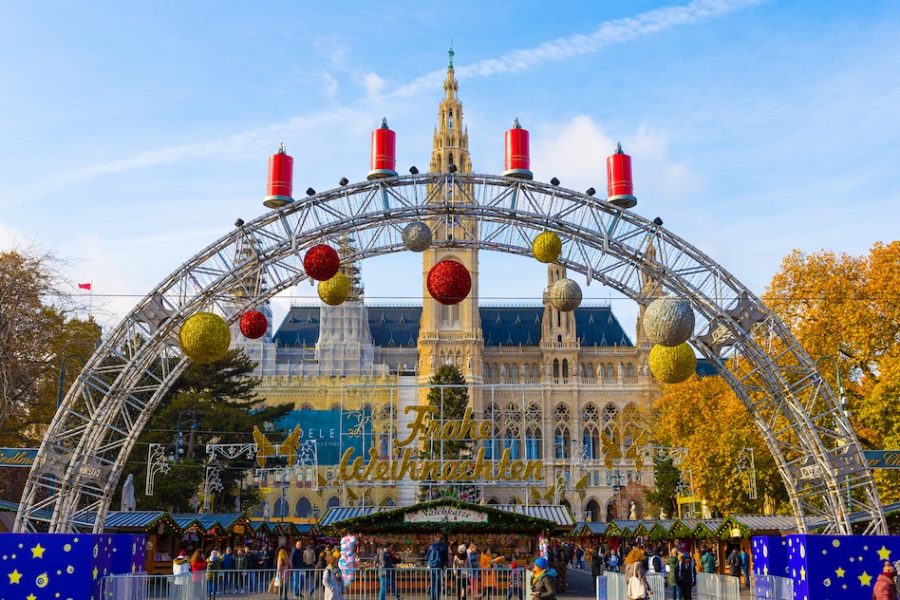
[726,547,740,579]
[323,553,345,600]
[426,534,449,600]
[665,549,680,600]
[624,548,649,600]
[304,542,319,597]
[377,543,402,600]
[590,547,605,594]
[699,549,715,574]
[530,557,557,600]
[206,549,222,600]
[291,541,305,598]
[171,550,190,600]
[674,554,696,600]
[189,550,206,585]
[739,547,750,589]
[507,560,523,600]
[275,547,291,599]
[221,546,236,593]
[468,544,481,599]
[454,544,470,600]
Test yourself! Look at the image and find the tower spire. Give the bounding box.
[430,49,471,174]
[448,45,454,69]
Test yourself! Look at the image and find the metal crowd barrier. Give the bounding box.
[101,567,529,600]
[750,575,794,600]
[695,572,741,600]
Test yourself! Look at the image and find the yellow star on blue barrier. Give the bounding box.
[31,543,46,558]
[26,594,37,600]
[835,567,845,578]
[877,546,892,561]
[92,566,99,580]
[8,569,23,584]
[859,571,872,586]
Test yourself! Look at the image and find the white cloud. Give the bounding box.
[395,0,764,97]
[321,72,339,98]
[362,72,385,98]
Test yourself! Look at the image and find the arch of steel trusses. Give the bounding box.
[15,173,886,535]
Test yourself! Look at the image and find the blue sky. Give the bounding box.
[1,0,898,336]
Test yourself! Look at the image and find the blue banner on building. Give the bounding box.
[276,409,372,465]
[863,450,900,469]
[0,447,38,467]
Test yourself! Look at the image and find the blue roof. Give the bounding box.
[274,305,632,348]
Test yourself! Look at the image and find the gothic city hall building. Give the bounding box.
[235,59,705,524]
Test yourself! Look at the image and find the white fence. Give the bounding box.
[598,571,793,600]
[101,567,529,600]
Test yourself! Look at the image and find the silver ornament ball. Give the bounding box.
[549,278,582,312]
[403,221,432,252]
[643,296,695,346]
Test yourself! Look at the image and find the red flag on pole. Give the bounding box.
[78,282,92,291]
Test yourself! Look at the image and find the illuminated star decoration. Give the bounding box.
[835,567,845,578]
[27,594,37,600]
[8,568,23,584]
[799,566,806,581]
[877,545,892,561]
[92,566,99,580]
[858,571,872,586]
[31,544,46,559]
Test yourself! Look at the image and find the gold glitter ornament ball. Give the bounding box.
[179,312,231,364]
[648,343,696,384]
[532,231,562,263]
[318,272,351,306]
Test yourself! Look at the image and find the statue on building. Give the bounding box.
[466,353,472,370]
[629,501,637,520]
[234,495,241,513]
[120,474,136,512]
[262,499,270,521]
[618,362,625,381]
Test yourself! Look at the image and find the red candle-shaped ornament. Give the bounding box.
[263,143,294,209]
[368,118,398,180]
[606,142,637,209]
[503,118,533,180]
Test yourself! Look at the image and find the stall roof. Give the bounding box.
[173,513,248,533]
[321,503,573,528]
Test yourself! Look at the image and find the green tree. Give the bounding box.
[645,456,681,518]
[124,349,291,512]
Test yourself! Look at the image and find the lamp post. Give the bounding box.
[56,353,87,408]
[171,410,199,462]
[815,352,852,505]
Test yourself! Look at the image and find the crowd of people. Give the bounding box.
[167,535,558,600]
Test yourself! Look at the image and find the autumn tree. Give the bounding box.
[653,375,787,515]
[763,242,900,501]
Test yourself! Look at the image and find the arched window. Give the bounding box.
[383,497,396,507]
[606,363,615,379]
[492,364,499,382]
[511,364,519,383]
[585,499,601,522]
[553,359,560,382]
[295,497,312,518]
[487,498,500,505]
[587,363,594,381]
[583,425,600,460]
[533,364,541,381]
[526,426,542,460]
[562,359,569,382]
[273,496,289,519]
[327,496,340,509]
[554,426,571,459]
[626,363,635,378]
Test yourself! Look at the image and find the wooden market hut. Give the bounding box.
[173,513,254,555]
[98,511,181,574]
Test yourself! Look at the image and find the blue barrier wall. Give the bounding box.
[0,532,145,600]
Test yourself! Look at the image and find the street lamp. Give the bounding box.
[56,353,86,408]
[171,410,199,462]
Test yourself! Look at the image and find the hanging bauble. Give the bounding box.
[549,278,582,312]
[403,221,432,252]
[648,342,696,384]
[179,312,231,364]
[642,297,695,346]
[303,244,340,281]
[239,310,268,339]
[532,231,562,263]
[427,260,472,305]
[318,272,351,306]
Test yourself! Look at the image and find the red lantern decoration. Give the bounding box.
[239,310,268,339]
[368,118,398,180]
[427,260,472,305]
[263,143,294,209]
[606,142,637,209]
[503,118,533,180]
[303,244,340,281]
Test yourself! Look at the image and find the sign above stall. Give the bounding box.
[404,506,489,524]
[338,405,544,483]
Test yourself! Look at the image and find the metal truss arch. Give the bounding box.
[15,173,885,535]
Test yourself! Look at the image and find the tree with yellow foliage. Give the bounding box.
[763,241,900,502]
[653,375,787,515]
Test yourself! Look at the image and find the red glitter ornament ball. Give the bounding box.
[239,310,268,339]
[427,260,472,305]
[303,244,340,281]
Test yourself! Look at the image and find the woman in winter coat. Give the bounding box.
[323,553,345,600]
[275,547,291,599]
[454,544,470,600]
[530,557,557,600]
[206,550,222,600]
[190,550,206,583]
[873,564,898,600]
